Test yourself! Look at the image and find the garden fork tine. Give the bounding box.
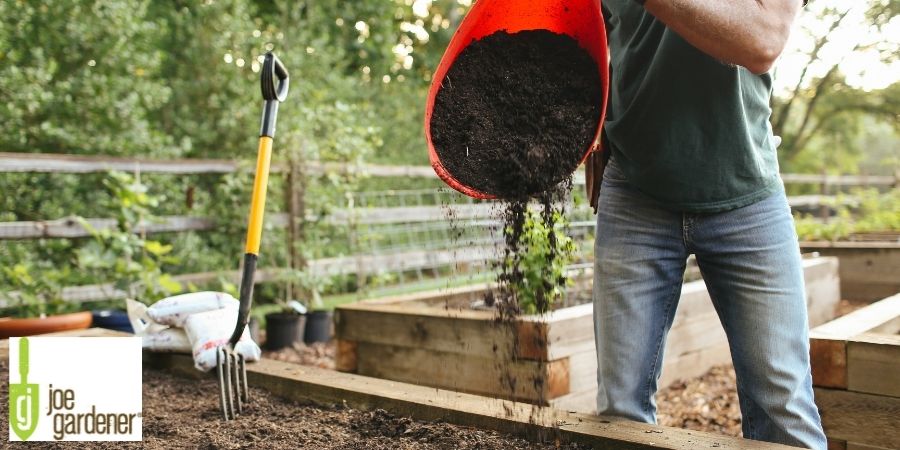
[216,52,289,421]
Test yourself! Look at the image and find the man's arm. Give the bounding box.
[643,0,802,74]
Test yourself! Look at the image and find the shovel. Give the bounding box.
[216,51,289,421]
[424,0,610,199]
[10,337,39,441]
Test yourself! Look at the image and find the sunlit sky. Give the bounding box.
[774,0,900,94]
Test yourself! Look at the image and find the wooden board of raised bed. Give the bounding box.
[801,241,900,302]
[336,256,840,413]
[810,293,900,450]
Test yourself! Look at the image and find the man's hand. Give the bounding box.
[643,0,803,74]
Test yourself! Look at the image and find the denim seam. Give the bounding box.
[643,277,682,417]
[735,375,755,438]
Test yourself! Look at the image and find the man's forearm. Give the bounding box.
[643,0,801,74]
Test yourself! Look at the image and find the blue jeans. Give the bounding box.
[593,157,826,449]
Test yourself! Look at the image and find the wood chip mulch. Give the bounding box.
[656,365,742,437]
[262,341,335,369]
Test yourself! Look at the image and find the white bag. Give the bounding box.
[183,307,261,372]
[147,291,238,327]
[142,328,192,353]
[126,298,168,336]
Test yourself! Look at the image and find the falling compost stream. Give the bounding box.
[433,29,603,416]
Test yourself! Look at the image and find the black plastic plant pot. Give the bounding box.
[264,312,305,351]
[303,310,333,344]
[249,317,262,344]
[91,309,134,333]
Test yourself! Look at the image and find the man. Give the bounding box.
[587,0,826,448]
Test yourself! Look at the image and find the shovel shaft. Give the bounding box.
[228,52,290,348]
[244,136,273,255]
[19,337,28,384]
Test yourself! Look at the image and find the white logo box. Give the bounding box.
[8,337,142,442]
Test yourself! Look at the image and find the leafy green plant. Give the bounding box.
[76,172,181,303]
[0,263,79,318]
[795,188,900,241]
[276,269,332,311]
[503,207,575,315]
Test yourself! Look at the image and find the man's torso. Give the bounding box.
[601,0,783,213]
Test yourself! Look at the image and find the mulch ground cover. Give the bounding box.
[656,365,742,437]
[0,359,587,449]
[263,341,335,370]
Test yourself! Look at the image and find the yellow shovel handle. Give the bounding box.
[244,136,273,255]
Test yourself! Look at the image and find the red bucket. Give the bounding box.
[424,0,609,199]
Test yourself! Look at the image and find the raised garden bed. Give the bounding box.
[0,328,797,449]
[801,240,900,302]
[809,292,900,450]
[335,256,840,413]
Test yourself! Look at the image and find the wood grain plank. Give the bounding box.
[810,294,900,388]
[566,349,598,395]
[665,311,727,359]
[799,245,900,302]
[815,387,900,449]
[810,337,848,389]
[847,333,900,398]
[659,342,733,389]
[846,442,892,450]
[0,327,132,358]
[354,342,567,404]
[551,388,597,414]
[335,339,358,372]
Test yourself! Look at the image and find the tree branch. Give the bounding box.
[772,7,852,136]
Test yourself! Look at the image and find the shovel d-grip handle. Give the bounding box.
[228,52,290,347]
[259,52,290,138]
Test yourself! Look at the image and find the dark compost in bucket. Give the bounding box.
[430,30,603,199]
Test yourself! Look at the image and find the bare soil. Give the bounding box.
[0,359,586,449]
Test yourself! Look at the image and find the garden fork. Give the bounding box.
[217,51,289,421]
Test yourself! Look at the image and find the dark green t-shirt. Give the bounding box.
[601,0,783,213]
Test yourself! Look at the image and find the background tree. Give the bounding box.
[772,0,900,174]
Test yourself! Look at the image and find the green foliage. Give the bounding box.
[505,208,575,315]
[0,0,176,155]
[773,0,900,175]
[794,188,900,241]
[75,172,183,303]
[0,263,78,318]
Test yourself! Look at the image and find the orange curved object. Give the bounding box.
[425,0,609,199]
[0,311,93,339]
